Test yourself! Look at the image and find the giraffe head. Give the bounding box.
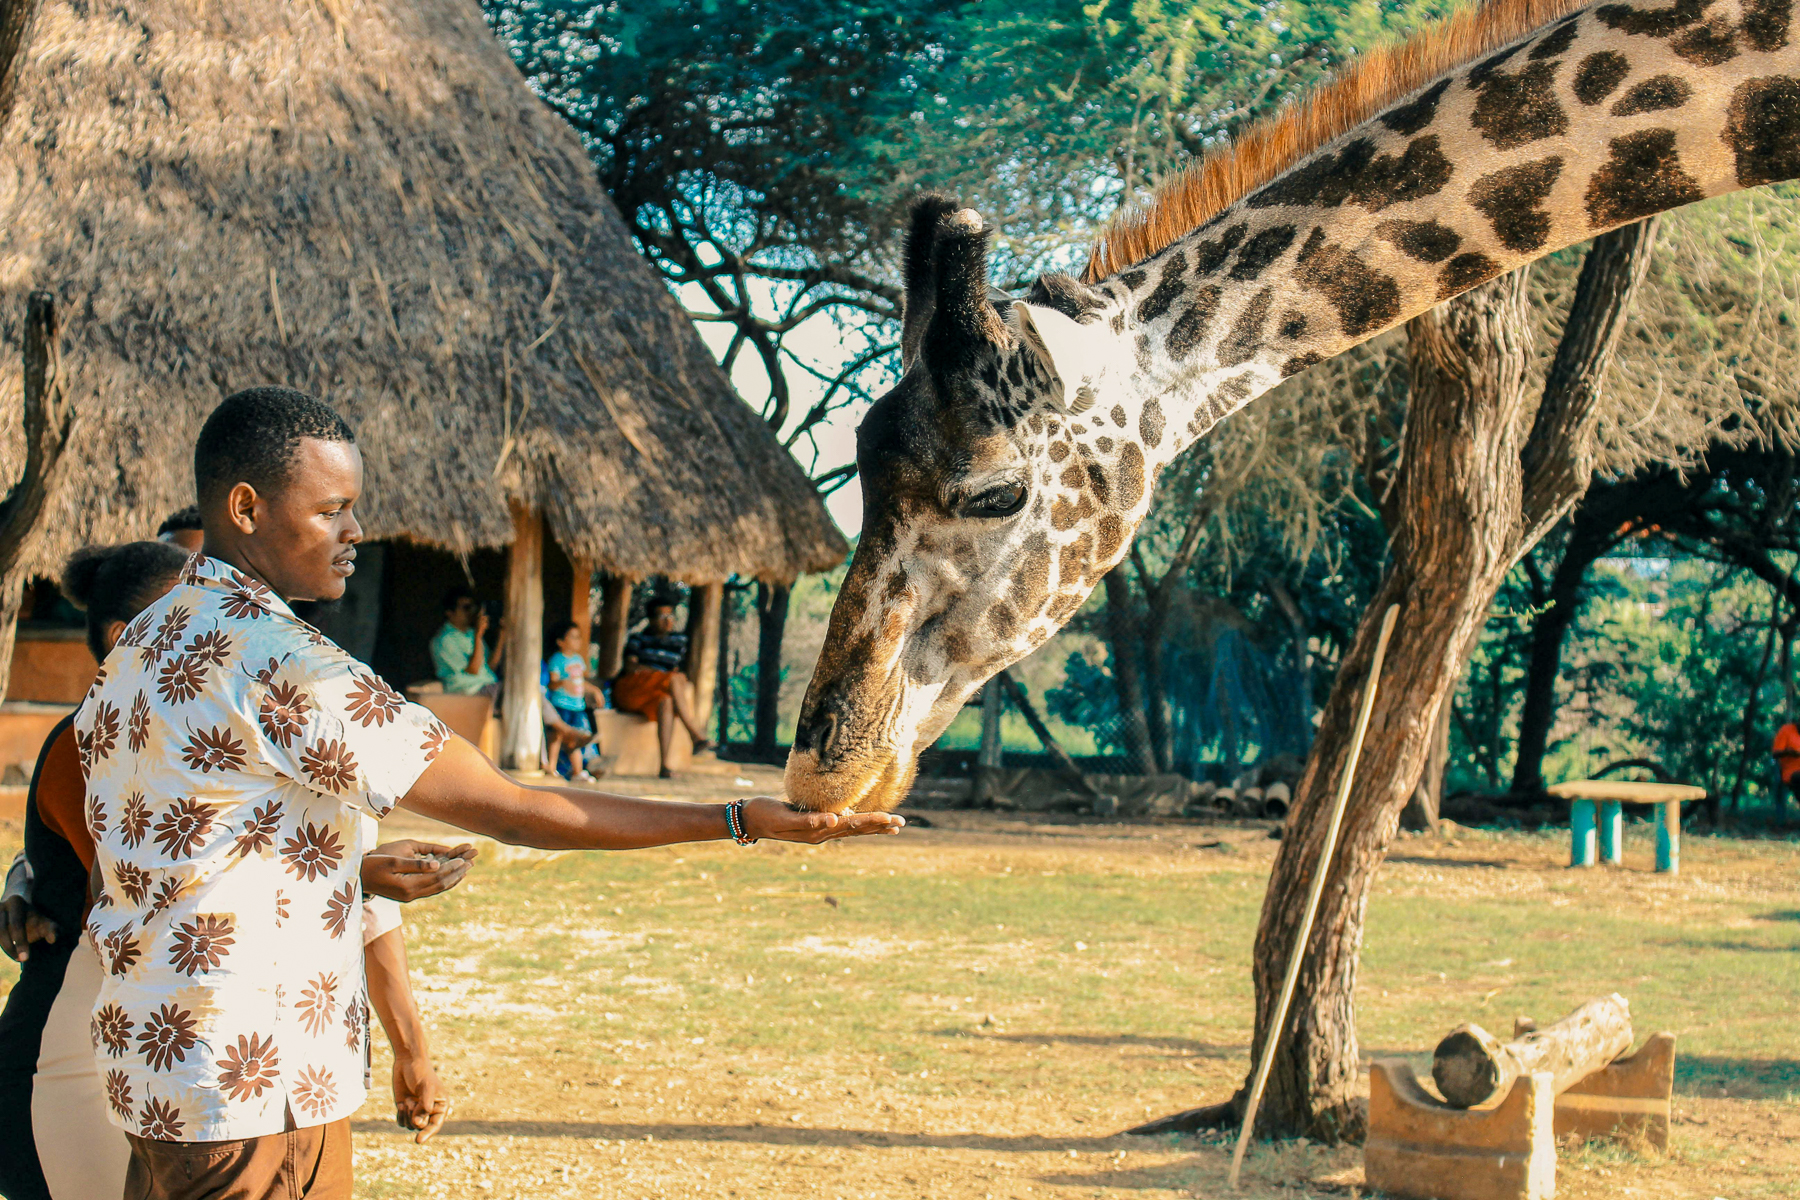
[784,195,1150,813]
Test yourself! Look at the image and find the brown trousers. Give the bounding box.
[124,1118,351,1200]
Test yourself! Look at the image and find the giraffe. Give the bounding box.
[785,0,1800,814]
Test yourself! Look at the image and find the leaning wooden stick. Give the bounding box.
[1228,603,1399,1190]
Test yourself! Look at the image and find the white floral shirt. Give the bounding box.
[77,555,449,1141]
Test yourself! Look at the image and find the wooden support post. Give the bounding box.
[1433,993,1633,1109]
[1570,798,1597,867]
[1598,799,1622,864]
[1656,800,1681,874]
[501,502,545,773]
[717,587,735,746]
[974,680,1004,805]
[595,573,632,681]
[995,670,1098,798]
[1365,1062,1556,1200]
[685,582,723,741]
[569,556,593,659]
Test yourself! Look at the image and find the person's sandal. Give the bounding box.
[691,739,714,755]
[658,767,673,779]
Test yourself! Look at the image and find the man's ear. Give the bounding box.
[224,482,260,534]
[1014,303,1109,415]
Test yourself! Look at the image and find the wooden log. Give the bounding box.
[500,502,545,772]
[1433,993,1632,1109]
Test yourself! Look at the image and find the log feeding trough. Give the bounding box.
[1365,994,1676,1200]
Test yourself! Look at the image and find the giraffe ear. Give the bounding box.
[901,194,961,371]
[1014,303,1109,415]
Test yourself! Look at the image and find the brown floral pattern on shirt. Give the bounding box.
[94,1003,134,1057]
[128,692,152,752]
[345,673,404,727]
[300,739,358,793]
[89,701,121,761]
[292,1066,337,1119]
[105,1069,133,1119]
[321,881,357,939]
[137,1003,198,1072]
[217,1033,280,1102]
[120,792,150,848]
[297,973,337,1038]
[231,800,284,858]
[138,1096,184,1139]
[168,914,235,975]
[114,862,152,907]
[258,680,311,747]
[151,798,216,859]
[181,726,247,774]
[144,875,190,923]
[103,926,141,975]
[280,822,344,882]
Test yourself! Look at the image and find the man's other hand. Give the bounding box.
[0,895,58,963]
[361,840,478,902]
[393,1051,451,1144]
[741,797,905,845]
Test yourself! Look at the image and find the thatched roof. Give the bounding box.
[0,0,847,583]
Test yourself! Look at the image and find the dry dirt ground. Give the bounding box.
[4,763,1797,1199]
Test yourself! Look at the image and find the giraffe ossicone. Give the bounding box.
[785,0,1800,813]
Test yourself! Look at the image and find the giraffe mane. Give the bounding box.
[1082,0,1592,282]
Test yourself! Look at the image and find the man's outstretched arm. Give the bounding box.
[398,737,902,849]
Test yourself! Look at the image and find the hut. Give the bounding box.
[0,0,847,771]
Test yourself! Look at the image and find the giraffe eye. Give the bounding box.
[961,480,1027,520]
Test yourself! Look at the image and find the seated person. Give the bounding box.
[544,622,600,782]
[610,597,712,778]
[431,585,502,696]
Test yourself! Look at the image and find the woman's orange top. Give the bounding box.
[31,724,92,872]
[1773,723,1800,784]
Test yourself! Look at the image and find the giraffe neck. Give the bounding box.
[1077,0,1798,480]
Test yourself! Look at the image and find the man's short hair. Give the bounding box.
[194,388,356,509]
[442,585,476,612]
[645,596,678,617]
[156,505,202,537]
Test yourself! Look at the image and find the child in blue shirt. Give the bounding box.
[546,621,598,781]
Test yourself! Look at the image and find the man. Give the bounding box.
[612,597,712,778]
[429,586,500,696]
[77,388,901,1199]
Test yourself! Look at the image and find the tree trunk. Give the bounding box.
[1141,583,1174,773]
[1401,695,1452,832]
[1510,530,1609,794]
[1101,568,1155,773]
[1238,220,1659,1141]
[717,586,737,747]
[0,292,77,699]
[753,581,790,759]
[0,0,42,134]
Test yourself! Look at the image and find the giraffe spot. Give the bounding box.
[1048,440,1070,462]
[1470,60,1569,150]
[1136,253,1188,323]
[1058,534,1092,586]
[1586,129,1703,226]
[943,631,972,664]
[1219,373,1254,404]
[1192,224,1248,275]
[980,364,1000,390]
[1742,0,1792,51]
[1047,592,1085,622]
[1574,52,1630,105]
[1096,514,1126,563]
[1596,0,1706,37]
[1096,436,1114,453]
[1071,424,1086,436]
[1246,134,1451,212]
[1218,287,1275,367]
[1007,357,1025,386]
[1229,225,1298,281]
[1438,253,1503,300]
[1027,415,1043,435]
[1293,229,1402,338]
[1118,443,1146,510]
[1725,75,1800,186]
[1121,269,1148,290]
[987,602,1018,639]
[1110,405,1128,427]
[1470,156,1564,252]
[1612,74,1693,115]
[1140,398,1165,449]
[1282,352,1324,377]
[1015,533,1052,615]
[1375,219,1462,262]
[1086,463,1111,506]
[883,568,910,601]
[1671,15,1739,63]
[1529,16,1582,59]
[1111,312,1127,333]
[1466,43,1525,88]
[1166,287,1223,361]
[1380,79,1450,135]
[1060,462,1086,490]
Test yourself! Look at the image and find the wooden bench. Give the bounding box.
[1546,780,1706,874]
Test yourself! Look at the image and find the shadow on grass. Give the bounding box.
[1754,910,1800,922]
[931,1030,1244,1056]
[352,1120,1156,1152]
[1674,1055,1800,1100]
[1385,855,1514,870]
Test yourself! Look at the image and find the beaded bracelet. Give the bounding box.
[726,799,757,845]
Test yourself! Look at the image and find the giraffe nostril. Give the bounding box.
[816,711,841,767]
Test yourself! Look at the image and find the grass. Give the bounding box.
[4,798,1797,1198]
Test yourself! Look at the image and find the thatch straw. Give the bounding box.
[0,0,848,583]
